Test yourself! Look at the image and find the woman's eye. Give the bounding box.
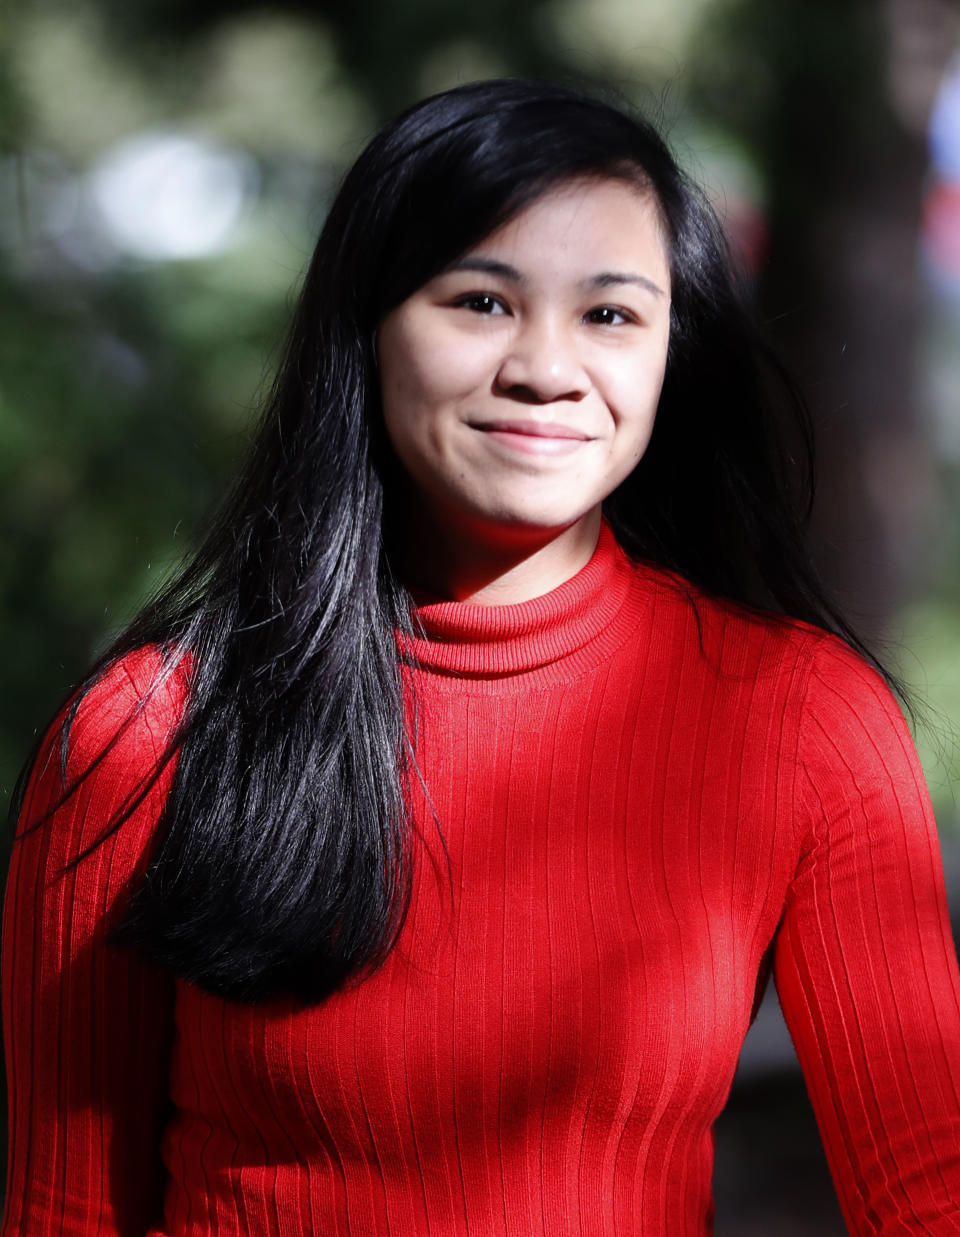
[585,306,633,326]
[455,293,507,315]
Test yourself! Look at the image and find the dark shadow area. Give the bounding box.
[715,1070,846,1236]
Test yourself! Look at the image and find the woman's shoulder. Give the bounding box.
[633,566,922,819]
[13,645,191,874]
[632,555,839,660]
[625,553,901,717]
[58,644,192,786]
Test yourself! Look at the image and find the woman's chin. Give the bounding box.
[440,503,600,546]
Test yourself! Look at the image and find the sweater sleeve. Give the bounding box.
[774,637,960,1234]
[1,650,185,1237]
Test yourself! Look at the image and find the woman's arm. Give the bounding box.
[775,638,960,1234]
[2,650,185,1236]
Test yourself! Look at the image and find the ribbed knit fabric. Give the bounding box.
[5,522,960,1235]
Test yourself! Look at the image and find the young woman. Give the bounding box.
[4,79,960,1236]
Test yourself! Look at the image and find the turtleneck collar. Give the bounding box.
[399,520,642,685]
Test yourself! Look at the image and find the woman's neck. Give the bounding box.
[394,507,603,606]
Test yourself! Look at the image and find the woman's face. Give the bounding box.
[377,176,672,544]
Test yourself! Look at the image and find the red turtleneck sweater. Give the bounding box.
[5,524,960,1235]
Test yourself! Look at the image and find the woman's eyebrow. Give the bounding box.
[586,271,666,297]
[446,256,526,283]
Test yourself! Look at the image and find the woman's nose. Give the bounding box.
[494,317,589,403]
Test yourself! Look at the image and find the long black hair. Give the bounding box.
[15,78,889,1003]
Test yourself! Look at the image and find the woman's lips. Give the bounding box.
[470,420,592,457]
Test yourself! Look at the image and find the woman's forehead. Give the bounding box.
[443,177,671,291]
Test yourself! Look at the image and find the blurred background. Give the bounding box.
[2,0,959,1229]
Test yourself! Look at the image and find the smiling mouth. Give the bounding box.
[469,420,593,457]
[471,419,591,440]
